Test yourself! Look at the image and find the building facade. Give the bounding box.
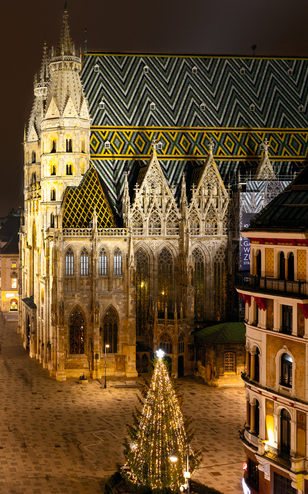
[19,7,308,382]
[239,166,308,494]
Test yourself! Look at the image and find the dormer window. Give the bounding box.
[99,100,105,110]
[105,141,111,150]
[66,164,72,175]
[51,140,56,153]
[200,102,206,111]
[157,142,162,150]
[94,64,99,73]
[66,139,73,153]
[192,66,198,75]
[150,102,156,111]
[143,66,149,74]
[240,67,246,75]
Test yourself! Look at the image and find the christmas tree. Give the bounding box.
[123,350,201,491]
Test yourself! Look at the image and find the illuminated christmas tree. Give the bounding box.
[123,350,201,491]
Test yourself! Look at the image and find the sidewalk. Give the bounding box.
[0,318,245,494]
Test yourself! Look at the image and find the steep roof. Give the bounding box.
[248,163,308,231]
[0,215,20,244]
[1,230,19,255]
[194,322,246,345]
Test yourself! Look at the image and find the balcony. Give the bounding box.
[237,272,307,298]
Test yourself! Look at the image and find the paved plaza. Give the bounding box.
[0,316,246,494]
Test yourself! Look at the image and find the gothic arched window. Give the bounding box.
[51,165,56,176]
[166,210,179,235]
[65,248,74,276]
[103,306,118,353]
[99,248,107,276]
[159,333,172,354]
[66,139,73,152]
[149,210,161,236]
[80,248,89,276]
[50,213,55,228]
[114,248,122,275]
[189,211,200,235]
[135,248,149,336]
[214,246,226,321]
[205,207,217,235]
[132,211,143,235]
[50,189,56,201]
[157,247,173,312]
[32,151,36,163]
[69,307,85,354]
[192,248,205,322]
[66,164,72,175]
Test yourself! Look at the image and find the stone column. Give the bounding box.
[250,403,255,433]
[250,351,256,380]
[56,325,66,382]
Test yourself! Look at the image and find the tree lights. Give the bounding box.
[123,350,201,491]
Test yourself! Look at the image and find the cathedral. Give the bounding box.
[19,7,308,381]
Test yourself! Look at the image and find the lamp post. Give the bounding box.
[169,444,190,494]
[104,344,110,388]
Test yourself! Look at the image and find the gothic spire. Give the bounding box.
[39,38,49,84]
[56,3,74,56]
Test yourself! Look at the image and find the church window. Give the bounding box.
[178,333,184,354]
[149,210,161,236]
[192,248,205,322]
[69,307,85,354]
[159,333,172,354]
[189,213,200,235]
[66,139,73,152]
[99,248,107,275]
[214,247,226,321]
[135,248,149,336]
[50,189,56,201]
[51,140,56,153]
[32,151,36,163]
[65,248,74,276]
[205,208,217,235]
[51,165,56,176]
[80,248,89,276]
[224,352,235,373]
[157,247,173,313]
[66,164,72,175]
[50,213,55,228]
[114,248,122,275]
[288,68,293,76]
[103,306,118,353]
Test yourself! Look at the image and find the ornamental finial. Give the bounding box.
[260,138,270,153]
[208,137,215,153]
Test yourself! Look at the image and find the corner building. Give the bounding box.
[239,166,308,494]
[19,7,308,382]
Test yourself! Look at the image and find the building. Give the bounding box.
[239,165,308,494]
[0,214,20,318]
[19,6,308,382]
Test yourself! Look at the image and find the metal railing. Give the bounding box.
[237,272,307,297]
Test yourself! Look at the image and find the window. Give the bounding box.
[11,262,16,268]
[65,248,74,276]
[81,138,85,153]
[99,248,107,276]
[159,333,172,354]
[281,353,292,387]
[51,165,56,176]
[280,409,291,456]
[11,278,17,289]
[135,248,149,337]
[114,248,122,275]
[149,210,161,235]
[279,252,285,279]
[200,102,206,111]
[99,100,105,110]
[282,305,293,334]
[31,172,36,185]
[274,472,295,494]
[192,66,198,75]
[254,400,260,435]
[143,65,149,74]
[103,306,118,353]
[66,164,72,175]
[240,67,246,75]
[66,139,72,152]
[50,189,56,201]
[254,347,260,382]
[288,253,294,281]
[94,64,99,73]
[50,213,55,228]
[51,140,56,153]
[10,298,18,312]
[256,250,261,276]
[80,248,89,276]
[248,458,259,489]
[193,248,205,322]
[69,308,85,354]
[32,151,36,163]
[105,141,110,149]
[224,352,235,373]
[157,247,173,312]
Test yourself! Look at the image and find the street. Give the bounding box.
[0,317,245,494]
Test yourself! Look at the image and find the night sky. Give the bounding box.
[2,0,308,217]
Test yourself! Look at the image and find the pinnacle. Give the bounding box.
[56,4,74,57]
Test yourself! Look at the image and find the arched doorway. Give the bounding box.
[69,308,85,354]
[10,299,18,311]
[178,355,184,377]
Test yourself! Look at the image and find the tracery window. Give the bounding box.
[149,210,161,236]
[69,307,85,354]
[80,248,89,276]
[157,247,173,312]
[99,248,107,276]
[205,207,217,235]
[159,333,172,354]
[65,248,74,276]
[189,212,200,235]
[114,248,122,275]
[214,246,226,321]
[178,333,184,354]
[135,248,149,336]
[103,306,118,353]
[192,248,205,322]
[132,211,143,235]
[166,210,179,235]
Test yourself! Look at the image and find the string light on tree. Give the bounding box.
[122,350,201,491]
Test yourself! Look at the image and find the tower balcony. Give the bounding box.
[237,271,307,298]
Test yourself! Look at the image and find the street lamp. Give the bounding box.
[104,344,110,388]
[169,444,190,494]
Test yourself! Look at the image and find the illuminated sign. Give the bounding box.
[242,478,251,494]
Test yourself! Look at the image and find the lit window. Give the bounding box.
[224,352,235,373]
[114,248,122,275]
[11,262,16,268]
[11,278,17,289]
[99,248,107,276]
[80,248,89,276]
[65,248,74,276]
[10,299,18,311]
[280,353,292,387]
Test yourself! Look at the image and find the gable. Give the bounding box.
[63,95,78,118]
[45,96,60,119]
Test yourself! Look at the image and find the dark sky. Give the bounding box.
[2,0,308,217]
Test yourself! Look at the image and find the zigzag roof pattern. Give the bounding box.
[82,53,308,128]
